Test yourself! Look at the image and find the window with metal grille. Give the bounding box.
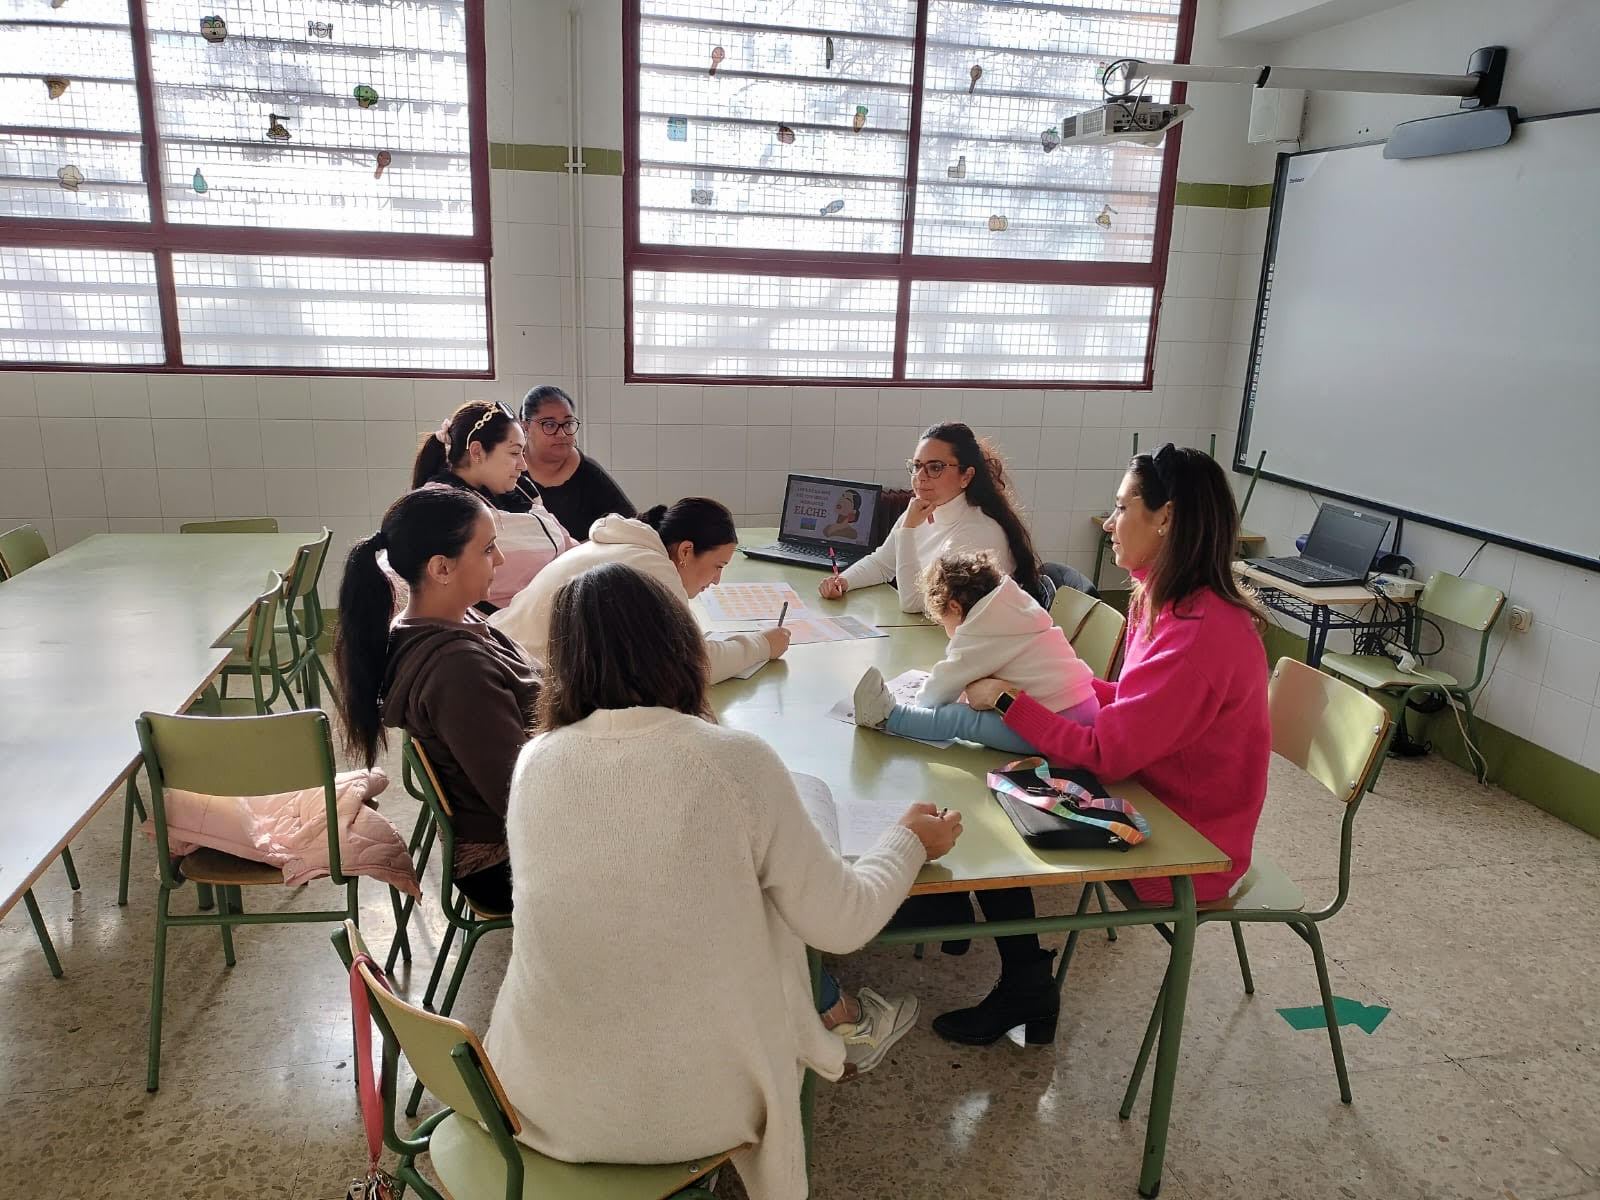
[0,0,491,374]
[625,0,1192,387]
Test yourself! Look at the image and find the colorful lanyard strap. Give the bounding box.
[986,756,1151,845]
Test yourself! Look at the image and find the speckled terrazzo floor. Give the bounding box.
[4,746,1598,1200]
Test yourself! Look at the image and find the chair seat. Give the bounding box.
[1319,651,1459,692]
[1197,854,1304,915]
[429,1110,731,1200]
[178,847,284,887]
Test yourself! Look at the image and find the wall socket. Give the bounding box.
[1508,605,1533,632]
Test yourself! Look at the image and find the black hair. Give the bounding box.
[519,384,575,423]
[919,421,1042,601]
[639,497,738,556]
[334,486,490,766]
[411,401,518,489]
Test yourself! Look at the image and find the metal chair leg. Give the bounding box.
[23,889,63,979]
[60,848,81,891]
[119,778,141,906]
[422,908,462,1012]
[1231,921,1255,994]
[1093,881,1118,942]
[1120,973,1166,1120]
[1300,920,1352,1104]
[217,885,237,967]
[147,888,171,1091]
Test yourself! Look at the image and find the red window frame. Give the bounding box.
[0,0,495,378]
[623,0,1196,390]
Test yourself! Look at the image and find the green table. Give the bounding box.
[0,533,309,925]
[710,573,1228,1198]
[725,527,934,629]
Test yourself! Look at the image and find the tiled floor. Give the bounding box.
[4,748,1598,1200]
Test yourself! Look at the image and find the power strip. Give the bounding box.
[1370,573,1424,598]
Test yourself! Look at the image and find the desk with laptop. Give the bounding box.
[742,473,889,571]
[1238,503,1416,667]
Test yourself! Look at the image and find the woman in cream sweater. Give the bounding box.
[484,562,961,1200]
[491,496,789,681]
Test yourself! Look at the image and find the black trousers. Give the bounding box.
[892,886,1039,966]
[455,859,513,914]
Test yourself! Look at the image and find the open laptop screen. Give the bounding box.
[778,475,882,550]
[1303,504,1391,573]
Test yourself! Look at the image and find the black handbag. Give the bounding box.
[988,758,1150,851]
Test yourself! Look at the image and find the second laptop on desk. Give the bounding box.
[742,473,887,570]
[1247,503,1391,588]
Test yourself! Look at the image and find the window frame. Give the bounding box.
[623,0,1196,389]
[0,0,495,378]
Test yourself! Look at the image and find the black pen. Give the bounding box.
[777,601,789,628]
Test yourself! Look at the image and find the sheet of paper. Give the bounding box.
[781,613,889,645]
[699,582,808,623]
[792,771,840,854]
[793,771,906,860]
[826,669,954,749]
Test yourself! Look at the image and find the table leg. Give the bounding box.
[1092,532,1109,591]
[1306,605,1329,667]
[1139,875,1196,1199]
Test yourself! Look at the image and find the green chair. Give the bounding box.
[333,922,734,1200]
[384,734,441,974]
[1049,584,1099,642]
[1319,570,1505,784]
[1112,657,1392,1113]
[220,527,335,708]
[1071,600,1127,682]
[179,518,280,534]
[136,708,364,1091]
[402,737,513,1116]
[0,523,49,578]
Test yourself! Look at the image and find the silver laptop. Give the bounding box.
[1247,503,1391,587]
[741,474,885,570]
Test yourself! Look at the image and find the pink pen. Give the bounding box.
[829,546,839,575]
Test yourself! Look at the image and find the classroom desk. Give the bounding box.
[729,527,933,628]
[0,533,308,926]
[710,591,1229,1197]
[1233,561,1416,667]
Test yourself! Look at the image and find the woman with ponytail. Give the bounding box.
[491,497,790,683]
[335,486,541,913]
[819,421,1044,613]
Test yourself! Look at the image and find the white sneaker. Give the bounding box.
[838,987,919,1076]
[852,667,894,729]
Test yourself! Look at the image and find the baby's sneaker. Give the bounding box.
[852,667,894,728]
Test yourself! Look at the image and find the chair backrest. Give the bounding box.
[1268,658,1391,806]
[281,527,334,648]
[136,709,345,886]
[239,572,288,711]
[288,527,334,601]
[1419,570,1505,633]
[1071,601,1127,681]
[180,518,281,534]
[0,524,49,579]
[341,919,521,1135]
[1049,585,1099,641]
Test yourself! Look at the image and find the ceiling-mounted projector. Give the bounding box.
[1061,99,1193,145]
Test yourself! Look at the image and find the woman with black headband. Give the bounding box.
[914,443,1273,1047]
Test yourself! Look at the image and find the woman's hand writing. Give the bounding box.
[899,802,962,860]
[818,575,849,600]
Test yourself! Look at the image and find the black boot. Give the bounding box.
[931,950,1059,1046]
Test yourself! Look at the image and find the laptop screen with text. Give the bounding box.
[778,475,881,549]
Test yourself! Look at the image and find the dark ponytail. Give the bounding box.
[920,421,1043,601]
[334,486,489,765]
[639,497,738,555]
[412,401,518,489]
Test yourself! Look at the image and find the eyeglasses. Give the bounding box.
[906,459,959,479]
[463,400,517,445]
[531,417,581,436]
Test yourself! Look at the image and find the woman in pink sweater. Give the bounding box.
[931,443,1271,1046]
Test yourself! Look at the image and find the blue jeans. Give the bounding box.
[885,693,1100,753]
[817,969,840,1014]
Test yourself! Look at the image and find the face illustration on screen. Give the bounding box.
[781,480,875,544]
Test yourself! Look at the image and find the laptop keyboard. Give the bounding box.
[753,542,843,566]
[1263,556,1349,581]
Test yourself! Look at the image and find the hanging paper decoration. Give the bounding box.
[44,77,70,99]
[947,155,966,180]
[666,115,688,141]
[708,46,725,77]
[819,199,844,216]
[988,214,1008,231]
[374,151,392,179]
[776,124,795,145]
[825,36,834,69]
[1095,204,1117,229]
[57,165,84,192]
[191,169,208,194]
[690,186,714,206]
[968,65,984,94]
[308,20,333,38]
[199,15,227,42]
[353,84,379,109]
[1040,127,1060,153]
[852,105,868,133]
[266,112,291,141]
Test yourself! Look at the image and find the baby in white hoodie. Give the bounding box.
[854,551,1099,752]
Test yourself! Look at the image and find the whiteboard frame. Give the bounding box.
[1232,107,1600,574]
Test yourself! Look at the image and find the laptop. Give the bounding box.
[741,473,885,570]
[1247,503,1392,588]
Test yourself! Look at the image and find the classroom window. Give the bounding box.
[625,0,1192,387]
[0,0,491,375]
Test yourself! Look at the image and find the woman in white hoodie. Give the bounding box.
[853,550,1098,750]
[491,497,790,681]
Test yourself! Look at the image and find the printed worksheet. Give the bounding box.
[826,669,954,748]
[781,613,889,645]
[698,582,808,623]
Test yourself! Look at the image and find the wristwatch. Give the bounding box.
[993,689,1019,715]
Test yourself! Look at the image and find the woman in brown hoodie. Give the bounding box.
[334,486,540,913]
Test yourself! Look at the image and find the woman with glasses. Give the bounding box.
[818,421,1044,613]
[506,385,636,541]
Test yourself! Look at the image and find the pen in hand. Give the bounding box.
[829,546,839,575]
[777,601,788,628]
